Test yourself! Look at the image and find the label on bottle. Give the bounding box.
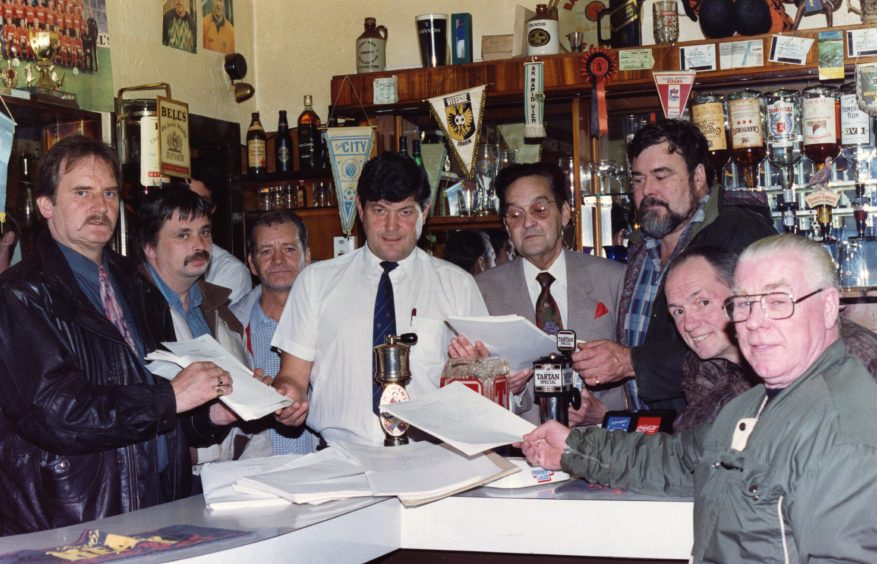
[766,99,796,144]
[277,145,291,166]
[526,19,559,55]
[247,139,266,169]
[298,127,316,167]
[729,98,764,149]
[356,37,386,73]
[841,93,871,146]
[803,96,838,146]
[691,101,728,151]
[140,115,162,187]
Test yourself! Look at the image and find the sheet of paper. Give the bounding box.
[381,382,536,456]
[447,314,557,371]
[201,453,304,510]
[334,441,515,499]
[145,334,291,420]
[236,473,374,505]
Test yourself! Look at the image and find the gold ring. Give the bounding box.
[215,385,224,397]
[595,378,599,385]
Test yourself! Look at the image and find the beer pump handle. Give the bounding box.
[398,333,418,346]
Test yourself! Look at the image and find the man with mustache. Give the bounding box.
[138,186,259,469]
[231,210,318,454]
[0,136,234,534]
[574,119,775,413]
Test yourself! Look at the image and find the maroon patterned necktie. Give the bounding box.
[536,272,563,335]
[98,265,138,353]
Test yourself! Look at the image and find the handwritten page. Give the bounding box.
[447,314,557,371]
[381,382,536,456]
[145,334,291,420]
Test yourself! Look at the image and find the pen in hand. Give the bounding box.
[444,320,461,338]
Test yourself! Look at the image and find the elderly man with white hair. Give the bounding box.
[520,234,877,562]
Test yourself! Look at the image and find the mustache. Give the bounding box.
[184,250,210,265]
[80,213,113,231]
[639,196,670,211]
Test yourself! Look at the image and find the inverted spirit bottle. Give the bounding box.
[729,90,766,189]
[691,92,730,186]
[765,89,802,190]
[802,85,841,172]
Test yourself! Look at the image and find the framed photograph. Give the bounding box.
[202,0,235,54]
[162,0,197,53]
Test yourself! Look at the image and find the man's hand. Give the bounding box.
[568,389,607,427]
[208,401,237,425]
[171,361,233,414]
[573,340,634,386]
[274,382,309,427]
[0,230,15,274]
[253,367,271,386]
[447,335,490,360]
[509,368,533,396]
[515,420,572,471]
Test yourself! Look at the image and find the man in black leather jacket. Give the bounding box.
[0,136,235,535]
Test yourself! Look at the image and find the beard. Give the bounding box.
[638,180,701,238]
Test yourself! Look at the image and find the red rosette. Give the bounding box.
[580,47,618,136]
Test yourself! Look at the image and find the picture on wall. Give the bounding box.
[162,0,197,53]
[0,0,114,112]
[201,0,234,54]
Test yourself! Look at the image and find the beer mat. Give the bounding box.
[0,525,250,562]
[482,457,570,489]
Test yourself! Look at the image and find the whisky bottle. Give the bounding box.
[246,112,267,177]
[802,85,841,171]
[297,95,322,170]
[728,90,766,189]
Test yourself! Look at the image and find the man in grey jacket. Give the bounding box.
[521,234,877,562]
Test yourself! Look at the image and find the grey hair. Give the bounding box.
[737,234,838,291]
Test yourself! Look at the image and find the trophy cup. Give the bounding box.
[26,30,77,107]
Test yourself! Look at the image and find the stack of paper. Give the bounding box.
[145,334,291,420]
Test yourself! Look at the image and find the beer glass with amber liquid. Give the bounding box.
[765,89,803,190]
[729,90,767,189]
[802,85,841,174]
[691,92,730,186]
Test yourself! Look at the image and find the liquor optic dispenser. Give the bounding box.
[374,333,418,446]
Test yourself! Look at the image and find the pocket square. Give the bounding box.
[594,302,609,319]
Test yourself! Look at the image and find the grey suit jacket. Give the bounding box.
[475,248,627,424]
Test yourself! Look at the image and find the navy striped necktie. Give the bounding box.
[372,261,398,414]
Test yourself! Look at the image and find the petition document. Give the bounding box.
[145,334,292,420]
[381,382,536,456]
[447,314,557,370]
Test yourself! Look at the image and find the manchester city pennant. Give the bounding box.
[325,126,375,237]
[427,85,486,180]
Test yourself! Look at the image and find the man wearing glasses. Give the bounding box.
[520,234,877,562]
[573,119,775,413]
[450,163,626,425]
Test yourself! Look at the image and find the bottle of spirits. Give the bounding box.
[802,85,841,172]
[780,187,798,233]
[297,95,322,170]
[728,90,766,189]
[412,139,424,167]
[690,93,730,186]
[765,89,802,190]
[398,135,410,158]
[246,112,267,177]
[840,81,876,176]
[275,110,292,174]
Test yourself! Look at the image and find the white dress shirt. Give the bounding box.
[272,245,488,445]
[521,250,569,328]
[205,243,252,306]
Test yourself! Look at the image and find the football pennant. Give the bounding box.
[325,126,375,237]
[653,71,696,119]
[427,85,486,180]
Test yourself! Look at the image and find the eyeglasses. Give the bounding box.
[722,288,824,323]
[503,200,557,225]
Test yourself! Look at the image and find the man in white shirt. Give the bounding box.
[188,166,252,305]
[272,152,488,445]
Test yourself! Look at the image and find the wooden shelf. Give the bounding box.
[427,214,502,231]
[331,23,877,112]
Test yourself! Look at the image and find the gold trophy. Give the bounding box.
[26,30,77,107]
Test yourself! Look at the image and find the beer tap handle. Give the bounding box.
[399,332,418,346]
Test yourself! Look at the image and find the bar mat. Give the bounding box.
[0,524,250,562]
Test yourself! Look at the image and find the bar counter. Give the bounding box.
[0,480,693,562]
